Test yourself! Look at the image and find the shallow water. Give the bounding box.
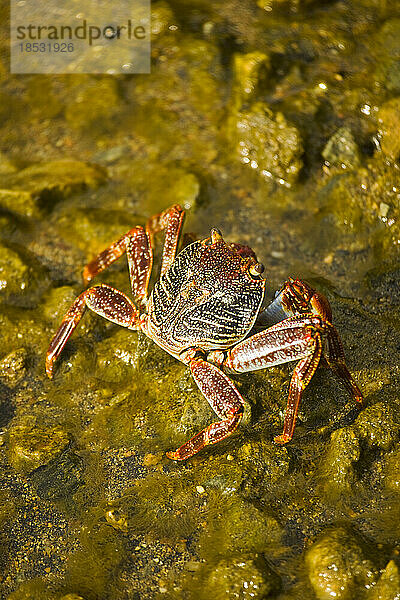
[1,1,400,599]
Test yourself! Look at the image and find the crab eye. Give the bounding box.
[210,228,223,243]
[249,263,264,277]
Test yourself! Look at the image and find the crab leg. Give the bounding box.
[166,358,245,460]
[82,226,152,305]
[82,205,185,304]
[225,317,325,443]
[46,284,140,378]
[146,204,185,275]
[325,323,363,404]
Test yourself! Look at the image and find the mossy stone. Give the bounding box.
[305,524,379,600]
[0,245,30,298]
[203,555,280,600]
[322,127,361,169]
[368,560,400,600]
[377,98,400,160]
[8,421,70,474]
[0,189,40,219]
[1,160,106,207]
[383,448,400,493]
[232,102,303,183]
[0,348,27,387]
[354,402,400,451]
[232,51,270,107]
[65,78,121,131]
[317,427,360,500]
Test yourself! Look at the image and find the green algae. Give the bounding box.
[1,1,400,599]
[305,524,380,600]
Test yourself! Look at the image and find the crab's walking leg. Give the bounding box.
[166,358,245,460]
[82,227,152,305]
[146,204,185,275]
[46,284,140,378]
[82,205,184,304]
[225,317,324,444]
[324,323,363,405]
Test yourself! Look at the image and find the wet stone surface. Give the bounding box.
[1,0,400,599]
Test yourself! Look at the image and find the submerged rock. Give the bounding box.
[322,126,361,169]
[0,348,27,388]
[1,160,106,214]
[232,102,303,184]
[7,420,70,474]
[317,427,360,500]
[203,555,280,600]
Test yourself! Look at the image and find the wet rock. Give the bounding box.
[199,496,282,557]
[305,524,379,600]
[322,127,361,169]
[232,102,303,184]
[0,245,32,299]
[0,151,17,175]
[95,329,140,383]
[232,51,270,106]
[0,189,40,219]
[151,1,176,38]
[1,160,106,212]
[368,560,400,600]
[65,78,121,131]
[238,440,290,495]
[0,348,27,387]
[8,420,70,474]
[42,286,78,323]
[317,427,360,500]
[377,98,400,160]
[30,448,84,502]
[354,402,400,451]
[383,447,400,493]
[204,555,280,600]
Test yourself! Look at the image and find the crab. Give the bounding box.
[46,204,363,460]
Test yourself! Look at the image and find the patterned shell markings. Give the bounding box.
[148,239,265,353]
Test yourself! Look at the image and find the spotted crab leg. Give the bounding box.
[225,316,326,444]
[146,204,185,275]
[166,357,245,460]
[46,284,141,378]
[82,226,152,307]
[324,324,363,404]
[82,205,185,306]
[258,278,363,406]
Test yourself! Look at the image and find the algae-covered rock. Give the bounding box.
[317,427,360,500]
[0,244,40,301]
[30,448,84,501]
[377,98,400,160]
[0,189,40,219]
[151,0,176,38]
[238,440,290,495]
[322,127,361,169]
[232,51,270,107]
[305,524,379,600]
[233,102,303,184]
[95,329,140,383]
[42,286,78,323]
[0,348,27,387]
[368,560,400,600]
[198,496,282,558]
[203,555,280,600]
[8,420,70,474]
[383,447,400,493]
[65,78,121,131]
[354,402,400,451]
[1,160,107,210]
